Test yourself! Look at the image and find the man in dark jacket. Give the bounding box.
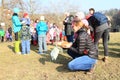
[87,8,111,62]
[63,12,74,42]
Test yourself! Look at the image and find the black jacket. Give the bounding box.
[63,15,74,36]
[87,16,100,29]
[69,28,98,59]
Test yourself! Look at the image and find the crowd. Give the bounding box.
[0,7,111,74]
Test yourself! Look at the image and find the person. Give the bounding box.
[21,13,31,27]
[61,12,98,73]
[31,19,39,46]
[63,12,74,42]
[52,23,60,42]
[46,21,51,44]
[0,24,5,42]
[87,8,111,62]
[74,12,90,38]
[12,8,23,54]
[20,23,31,55]
[49,23,56,44]
[8,26,12,41]
[36,16,48,54]
[5,30,10,42]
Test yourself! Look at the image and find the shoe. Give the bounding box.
[27,52,30,54]
[102,57,108,62]
[22,53,26,55]
[85,64,96,74]
[16,52,21,54]
[43,51,47,53]
[38,52,44,54]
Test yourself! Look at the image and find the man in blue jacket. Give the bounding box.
[36,16,48,54]
[87,8,111,62]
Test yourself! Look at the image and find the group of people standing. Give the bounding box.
[11,7,110,73]
[12,8,64,55]
[12,8,48,55]
[62,8,111,73]
[0,24,12,42]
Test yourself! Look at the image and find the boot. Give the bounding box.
[102,56,108,62]
[14,41,21,54]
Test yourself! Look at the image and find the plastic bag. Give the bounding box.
[50,46,63,60]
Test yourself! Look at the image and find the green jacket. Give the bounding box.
[0,29,5,36]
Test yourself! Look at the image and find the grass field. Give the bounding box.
[0,32,120,80]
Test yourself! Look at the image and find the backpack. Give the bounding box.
[20,25,30,40]
[93,12,108,25]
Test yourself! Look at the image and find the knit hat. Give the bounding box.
[13,8,20,13]
[73,12,89,28]
[23,13,28,17]
[75,12,85,20]
[40,16,45,21]
[81,19,89,26]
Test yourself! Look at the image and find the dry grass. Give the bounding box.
[0,32,120,80]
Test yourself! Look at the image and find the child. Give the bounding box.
[5,30,10,42]
[20,24,31,55]
[0,25,5,42]
[36,16,48,54]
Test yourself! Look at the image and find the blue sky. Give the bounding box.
[0,0,120,13]
[78,0,120,12]
[34,0,120,12]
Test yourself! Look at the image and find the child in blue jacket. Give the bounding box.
[36,16,48,54]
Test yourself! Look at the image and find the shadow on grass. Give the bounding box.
[56,64,71,73]
[99,42,120,46]
[98,46,120,58]
[7,45,14,53]
[30,44,54,54]
[108,43,120,46]
[39,48,72,72]
[39,52,71,64]
[30,44,39,53]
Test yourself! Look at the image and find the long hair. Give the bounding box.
[73,20,89,30]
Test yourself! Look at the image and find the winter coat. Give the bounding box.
[69,28,98,59]
[36,21,48,35]
[63,15,74,36]
[20,25,31,40]
[12,13,22,33]
[8,27,12,35]
[87,13,110,32]
[21,18,31,26]
[0,29,5,36]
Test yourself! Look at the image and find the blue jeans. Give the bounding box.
[21,40,30,54]
[68,55,97,71]
[38,35,47,53]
